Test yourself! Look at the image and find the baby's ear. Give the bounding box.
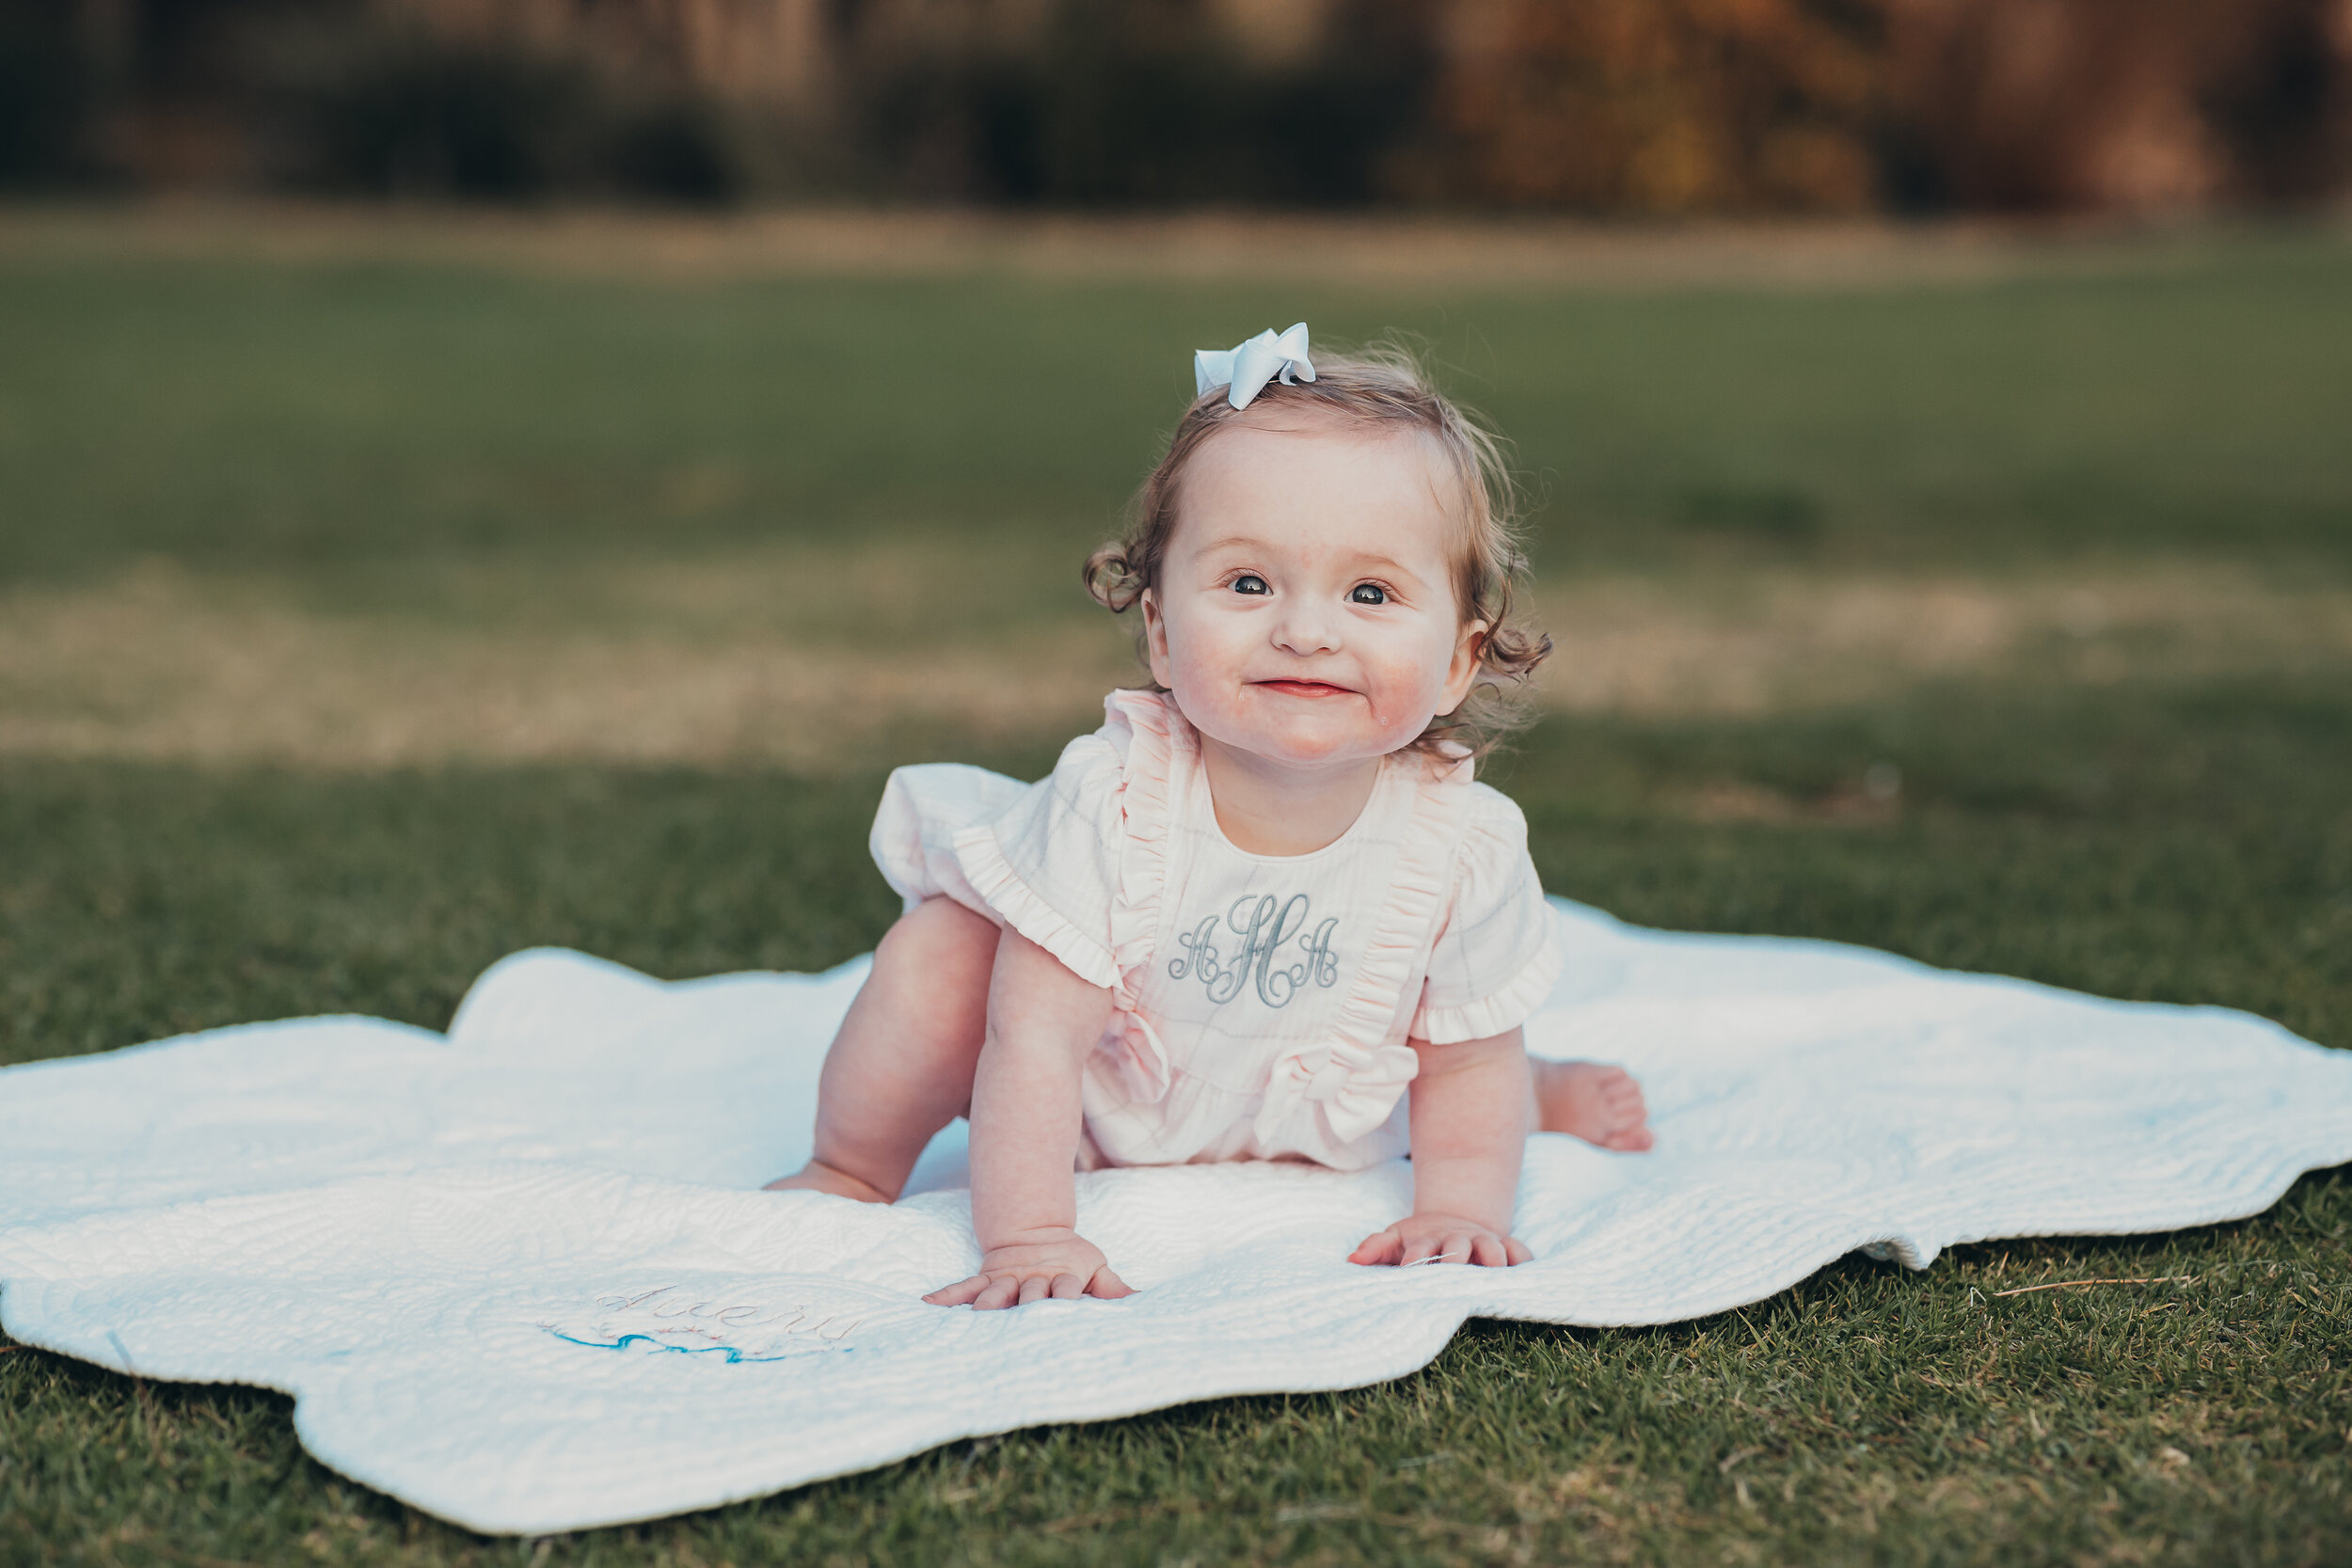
[1141,589,1174,684]
[1446,619,1490,700]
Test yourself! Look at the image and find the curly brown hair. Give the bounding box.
[1082,343,1551,764]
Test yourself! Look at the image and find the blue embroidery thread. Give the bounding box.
[546,1329,806,1364]
[1168,893,1342,1007]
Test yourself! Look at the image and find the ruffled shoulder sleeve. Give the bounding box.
[1410,783,1563,1044]
[948,694,1167,991]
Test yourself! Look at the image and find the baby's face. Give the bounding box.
[1142,416,1486,771]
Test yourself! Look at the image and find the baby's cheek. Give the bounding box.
[1168,627,1245,700]
[1361,648,1452,732]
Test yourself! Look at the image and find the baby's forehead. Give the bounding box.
[1194,413,1459,492]
[1220,404,1438,452]
[1182,417,1469,531]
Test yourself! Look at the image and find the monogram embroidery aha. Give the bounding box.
[1168,894,1342,1007]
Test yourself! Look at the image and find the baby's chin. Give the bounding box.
[1187,695,1431,767]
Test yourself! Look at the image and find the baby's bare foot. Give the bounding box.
[763,1158,896,1203]
[1534,1060,1654,1152]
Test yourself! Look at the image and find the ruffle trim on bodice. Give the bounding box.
[1102,689,1180,1014]
[1092,689,1184,1107]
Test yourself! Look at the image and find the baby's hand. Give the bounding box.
[924,1227,1135,1309]
[1349,1212,1532,1269]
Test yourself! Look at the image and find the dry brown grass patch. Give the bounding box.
[1530,568,2352,719]
[2,553,2344,772]
[0,203,2286,291]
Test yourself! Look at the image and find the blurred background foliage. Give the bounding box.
[3,0,2347,212]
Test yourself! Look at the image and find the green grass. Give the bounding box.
[1,218,2349,1564]
[3,228,2349,588]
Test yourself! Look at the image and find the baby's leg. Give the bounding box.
[765,895,999,1201]
[1532,1058,1654,1152]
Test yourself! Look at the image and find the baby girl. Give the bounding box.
[770,325,1652,1308]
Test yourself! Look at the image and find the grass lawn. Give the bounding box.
[0,212,2348,1565]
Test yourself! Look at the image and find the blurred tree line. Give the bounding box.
[5,0,2347,211]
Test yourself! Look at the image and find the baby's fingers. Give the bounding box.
[1470,1233,1510,1268]
[1504,1235,1534,1266]
[1085,1266,1135,1299]
[923,1274,991,1307]
[1348,1229,1403,1266]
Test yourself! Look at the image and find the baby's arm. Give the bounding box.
[923,928,1134,1309]
[1349,1027,1534,1269]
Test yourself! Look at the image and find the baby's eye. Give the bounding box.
[1231,574,1270,595]
[1349,583,1389,606]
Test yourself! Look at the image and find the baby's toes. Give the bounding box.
[1600,1079,1653,1149]
[1600,1104,1655,1151]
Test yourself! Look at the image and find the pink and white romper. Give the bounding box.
[869,690,1564,1172]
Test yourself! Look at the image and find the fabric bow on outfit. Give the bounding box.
[1253,1037,1426,1151]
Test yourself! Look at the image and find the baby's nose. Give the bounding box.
[1271,602,1341,655]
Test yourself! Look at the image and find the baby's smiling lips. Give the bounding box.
[1253,679,1357,700]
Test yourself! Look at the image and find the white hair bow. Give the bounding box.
[1194,322,1315,410]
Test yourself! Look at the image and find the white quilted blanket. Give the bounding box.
[3,901,2346,1536]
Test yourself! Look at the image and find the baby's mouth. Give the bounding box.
[1253,679,1356,700]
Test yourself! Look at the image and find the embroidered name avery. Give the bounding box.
[1168,894,1342,1008]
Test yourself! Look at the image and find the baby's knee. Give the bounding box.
[879,895,1000,974]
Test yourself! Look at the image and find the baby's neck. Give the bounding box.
[1197,737,1382,857]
